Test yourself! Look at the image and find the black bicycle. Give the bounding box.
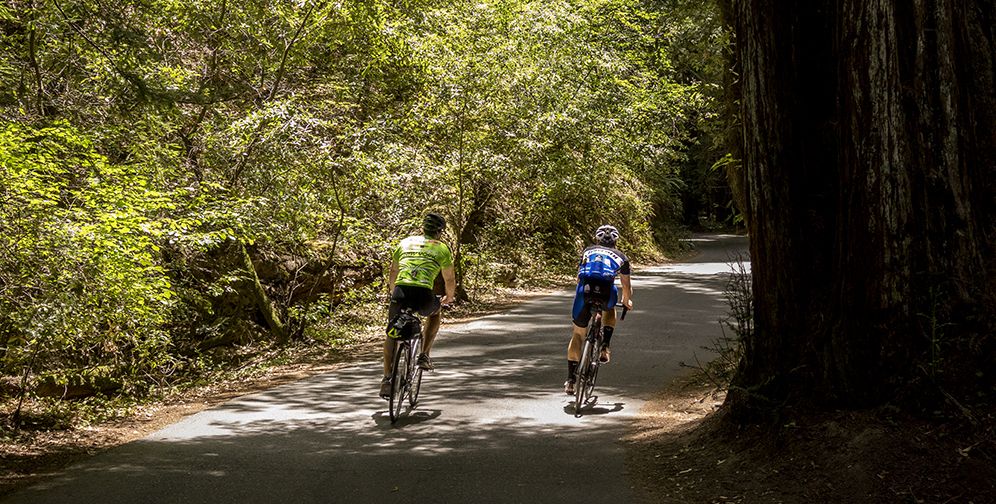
[387,307,424,423]
[574,298,627,417]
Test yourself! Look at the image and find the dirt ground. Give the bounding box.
[627,381,996,503]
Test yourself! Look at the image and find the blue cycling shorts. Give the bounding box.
[571,279,617,328]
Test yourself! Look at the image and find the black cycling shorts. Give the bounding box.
[387,285,440,325]
[571,279,617,328]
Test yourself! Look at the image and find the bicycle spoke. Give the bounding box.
[585,341,600,402]
[575,339,593,416]
[409,337,424,407]
[388,341,408,423]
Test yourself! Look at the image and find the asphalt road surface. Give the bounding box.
[4,234,748,504]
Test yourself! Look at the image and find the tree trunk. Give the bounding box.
[238,242,288,344]
[727,0,996,418]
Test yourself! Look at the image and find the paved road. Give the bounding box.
[4,234,748,504]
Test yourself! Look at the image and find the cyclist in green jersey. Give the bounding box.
[380,213,456,399]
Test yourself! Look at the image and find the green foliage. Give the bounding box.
[0,0,726,424]
[0,122,174,398]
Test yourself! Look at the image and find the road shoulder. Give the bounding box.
[627,376,995,503]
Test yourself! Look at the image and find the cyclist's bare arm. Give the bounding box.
[620,274,633,309]
[440,265,456,305]
[387,259,400,294]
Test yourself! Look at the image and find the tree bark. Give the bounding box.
[727,0,995,418]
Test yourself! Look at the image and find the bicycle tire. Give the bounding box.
[408,337,423,407]
[584,336,600,398]
[575,317,603,416]
[575,338,594,416]
[388,340,408,423]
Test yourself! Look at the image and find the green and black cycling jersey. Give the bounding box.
[392,235,454,289]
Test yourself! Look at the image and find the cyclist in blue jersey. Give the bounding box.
[564,224,633,395]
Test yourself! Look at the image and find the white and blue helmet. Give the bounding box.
[594,225,620,246]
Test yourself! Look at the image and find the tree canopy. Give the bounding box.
[1,0,726,417]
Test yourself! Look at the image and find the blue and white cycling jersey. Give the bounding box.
[577,245,631,283]
[571,244,631,327]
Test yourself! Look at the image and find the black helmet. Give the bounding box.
[423,213,447,236]
[594,224,620,246]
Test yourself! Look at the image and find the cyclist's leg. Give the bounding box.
[384,290,404,377]
[569,281,592,358]
[602,283,619,335]
[568,323,586,359]
[566,282,590,391]
[382,290,406,397]
[602,308,617,333]
[598,284,618,363]
[423,274,445,355]
[423,311,441,354]
[569,283,591,356]
[383,338,396,376]
[565,324,585,390]
[413,287,441,368]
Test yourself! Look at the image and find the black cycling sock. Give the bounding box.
[567,360,578,381]
[602,326,614,347]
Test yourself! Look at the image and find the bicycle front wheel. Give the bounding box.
[388,341,409,423]
[574,338,595,416]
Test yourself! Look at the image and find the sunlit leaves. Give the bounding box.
[0,122,174,392]
[0,0,724,406]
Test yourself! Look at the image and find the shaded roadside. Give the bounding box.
[0,283,573,497]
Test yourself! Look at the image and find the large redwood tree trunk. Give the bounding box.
[727,0,995,417]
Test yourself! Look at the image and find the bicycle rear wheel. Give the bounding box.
[587,319,603,392]
[584,339,600,396]
[388,341,409,423]
[574,317,603,417]
[574,338,595,416]
[408,337,424,407]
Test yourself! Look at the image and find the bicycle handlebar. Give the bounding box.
[435,294,453,310]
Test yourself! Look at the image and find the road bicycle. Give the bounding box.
[387,298,450,423]
[387,307,424,423]
[573,294,627,417]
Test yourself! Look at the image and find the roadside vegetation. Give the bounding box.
[0,0,730,433]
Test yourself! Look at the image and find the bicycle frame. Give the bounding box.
[386,296,448,423]
[388,310,425,423]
